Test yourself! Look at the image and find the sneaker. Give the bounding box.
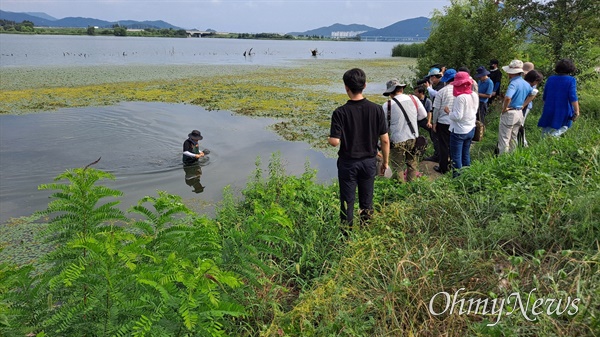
[433,165,442,173]
[424,156,439,162]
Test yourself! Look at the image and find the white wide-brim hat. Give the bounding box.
[502,59,524,74]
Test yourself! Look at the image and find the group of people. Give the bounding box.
[327,58,580,232]
[481,59,579,152]
[179,59,580,233]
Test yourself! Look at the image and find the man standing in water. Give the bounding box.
[328,68,390,234]
[182,130,205,165]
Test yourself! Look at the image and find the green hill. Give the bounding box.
[287,23,376,37]
[360,16,431,41]
[0,10,181,29]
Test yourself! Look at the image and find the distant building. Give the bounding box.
[331,31,367,39]
[359,36,427,42]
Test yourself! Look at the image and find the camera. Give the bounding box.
[416,76,429,86]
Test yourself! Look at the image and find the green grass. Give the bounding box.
[253,116,599,336]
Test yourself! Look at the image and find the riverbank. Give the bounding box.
[1,57,599,336]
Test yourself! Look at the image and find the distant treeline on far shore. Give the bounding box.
[0,19,361,41]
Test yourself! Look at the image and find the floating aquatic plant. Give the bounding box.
[0,59,416,149]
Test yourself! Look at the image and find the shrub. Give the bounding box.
[1,168,244,337]
[392,43,426,58]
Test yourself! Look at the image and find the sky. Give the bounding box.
[0,0,452,34]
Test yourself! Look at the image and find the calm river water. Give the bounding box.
[0,102,338,223]
[0,34,399,67]
[0,35,399,223]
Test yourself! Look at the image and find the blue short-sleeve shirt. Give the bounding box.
[505,76,532,109]
[478,78,493,103]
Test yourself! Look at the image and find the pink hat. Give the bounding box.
[452,71,473,96]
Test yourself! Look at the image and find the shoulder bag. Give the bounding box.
[473,98,486,142]
[390,97,428,155]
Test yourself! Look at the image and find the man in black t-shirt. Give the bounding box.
[488,59,503,105]
[328,68,390,233]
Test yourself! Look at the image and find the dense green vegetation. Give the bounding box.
[0,23,189,38]
[1,102,598,335]
[415,0,520,77]
[391,43,426,58]
[0,19,34,33]
[413,0,599,82]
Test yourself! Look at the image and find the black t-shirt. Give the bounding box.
[433,81,446,92]
[488,68,502,93]
[329,98,388,160]
[431,81,446,104]
[183,139,198,153]
[182,138,199,164]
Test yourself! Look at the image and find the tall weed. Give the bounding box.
[261,97,599,336]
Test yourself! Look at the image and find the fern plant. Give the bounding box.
[28,167,244,336]
[219,155,342,336]
[37,167,127,272]
[0,257,38,335]
[125,191,246,336]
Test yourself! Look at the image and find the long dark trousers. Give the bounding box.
[337,156,377,231]
[436,123,451,174]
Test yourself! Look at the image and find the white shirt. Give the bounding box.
[382,94,427,143]
[432,84,454,125]
[449,92,478,134]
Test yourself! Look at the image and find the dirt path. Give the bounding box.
[418,159,444,181]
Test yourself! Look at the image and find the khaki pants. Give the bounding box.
[498,109,523,154]
[390,139,417,182]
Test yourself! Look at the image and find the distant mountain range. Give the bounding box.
[24,12,58,21]
[287,17,431,40]
[359,17,431,40]
[0,10,431,39]
[287,23,377,37]
[0,10,182,30]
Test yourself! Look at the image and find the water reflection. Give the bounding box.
[0,102,337,223]
[183,164,205,194]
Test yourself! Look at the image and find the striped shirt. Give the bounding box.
[432,84,454,125]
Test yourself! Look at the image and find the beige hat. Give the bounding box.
[523,62,535,74]
[502,60,524,74]
[383,79,407,96]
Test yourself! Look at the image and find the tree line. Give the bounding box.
[0,20,189,38]
[0,19,34,33]
[414,0,599,81]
